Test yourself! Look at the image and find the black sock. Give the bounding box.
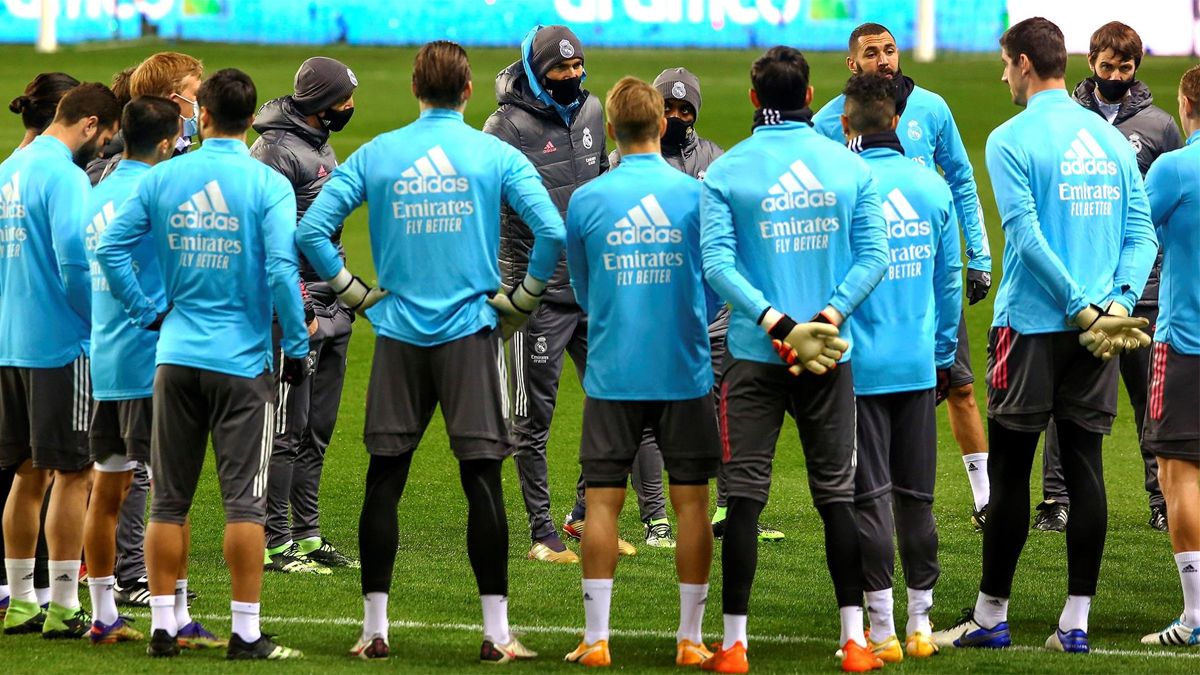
[815,501,865,607]
[1055,419,1106,596]
[459,459,508,596]
[359,453,414,595]
[980,419,1039,598]
[721,497,765,615]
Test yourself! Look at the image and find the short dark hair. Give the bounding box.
[751,46,809,110]
[843,74,896,134]
[1181,64,1200,117]
[197,68,256,135]
[9,72,80,133]
[413,40,471,108]
[53,82,121,128]
[123,96,181,158]
[111,66,136,109]
[849,22,893,54]
[1089,21,1143,67]
[1000,17,1067,79]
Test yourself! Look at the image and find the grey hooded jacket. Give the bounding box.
[609,129,724,180]
[250,95,345,303]
[483,62,607,305]
[1072,78,1184,306]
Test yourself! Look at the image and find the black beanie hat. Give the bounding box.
[293,57,358,116]
[529,25,585,81]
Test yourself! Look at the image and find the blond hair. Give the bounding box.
[130,52,203,98]
[605,76,663,145]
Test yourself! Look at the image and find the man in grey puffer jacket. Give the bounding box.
[483,25,619,564]
[1036,21,1183,534]
[250,56,359,571]
[610,67,722,177]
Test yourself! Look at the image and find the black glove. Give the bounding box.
[967,269,992,306]
[281,352,315,385]
[145,304,172,331]
[935,368,951,405]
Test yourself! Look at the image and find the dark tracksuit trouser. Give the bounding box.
[1042,305,1162,508]
[265,307,352,550]
[511,301,666,544]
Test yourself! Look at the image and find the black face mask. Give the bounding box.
[543,76,582,106]
[321,106,354,132]
[662,116,692,148]
[1092,74,1136,102]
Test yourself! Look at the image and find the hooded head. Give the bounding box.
[293,56,358,131]
[520,25,587,123]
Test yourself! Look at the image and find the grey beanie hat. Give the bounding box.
[293,56,358,115]
[529,25,585,81]
[653,67,702,116]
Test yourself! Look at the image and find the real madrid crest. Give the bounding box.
[582,127,593,149]
[907,120,922,141]
[559,39,575,58]
[671,82,687,99]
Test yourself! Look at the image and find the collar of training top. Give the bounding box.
[419,108,464,121]
[751,106,813,131]
[847,130,905,155]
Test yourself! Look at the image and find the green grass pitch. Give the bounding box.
[0,41,1196,673]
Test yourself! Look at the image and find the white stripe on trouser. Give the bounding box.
[513,331,527,417]
[73,356,91,432]
[274,347,288,435]
[496,337,509,421]
[254,401,273,498]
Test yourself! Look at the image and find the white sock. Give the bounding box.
[839,605,866,647]
[582,578,613,644]
[974,592,1008,629]
[4,558,35,604]
[174,579,192,627]
[677,583,708,644]
[963,453,990,510]
[231,600,261,642]
[906,587,933,636]
[481,594,511,645]
[88,576,118,625]
[48,560,81,609]
[1178,552,1200,627]
[0,583,9,600]
[363,592,388,639]
[150,595,178,637]
[865,589,894,642]
[1058,595,1092,632]
[722,614,747,650]
[35,586,50,607]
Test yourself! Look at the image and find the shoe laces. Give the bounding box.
[647,522,672,539]
[950,608,975,628]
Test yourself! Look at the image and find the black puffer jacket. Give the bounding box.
[483,62,607,305]
[1072,78,1184,307]
[250,96,345,303]
[609,129,723,180]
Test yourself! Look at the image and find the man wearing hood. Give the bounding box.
[250,56,359,573]
[814,23,994,531]
[483,25,610,564]
[1035,21,1184,534]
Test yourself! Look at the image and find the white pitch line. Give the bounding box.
[171,612,1200,660]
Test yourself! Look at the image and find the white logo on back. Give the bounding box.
[393,146,469,195]
[882,188,931,238]
[609,194,681,246]
[0,172,25,219]
[761,160,837,211]
[85,201,117,251]
[1061,129,1118,176]
[171,180,239,231]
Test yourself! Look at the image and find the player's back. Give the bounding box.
[137,137,295,377]
[567,153,711,400]
[347,109,540,345]
[85,160,164,399]
[0,136,90,367]
[703,121,879,363]
[1148,136,1200,354]
[853,150,958,394]
[988,89,1143,334]
[814,86,950,168]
